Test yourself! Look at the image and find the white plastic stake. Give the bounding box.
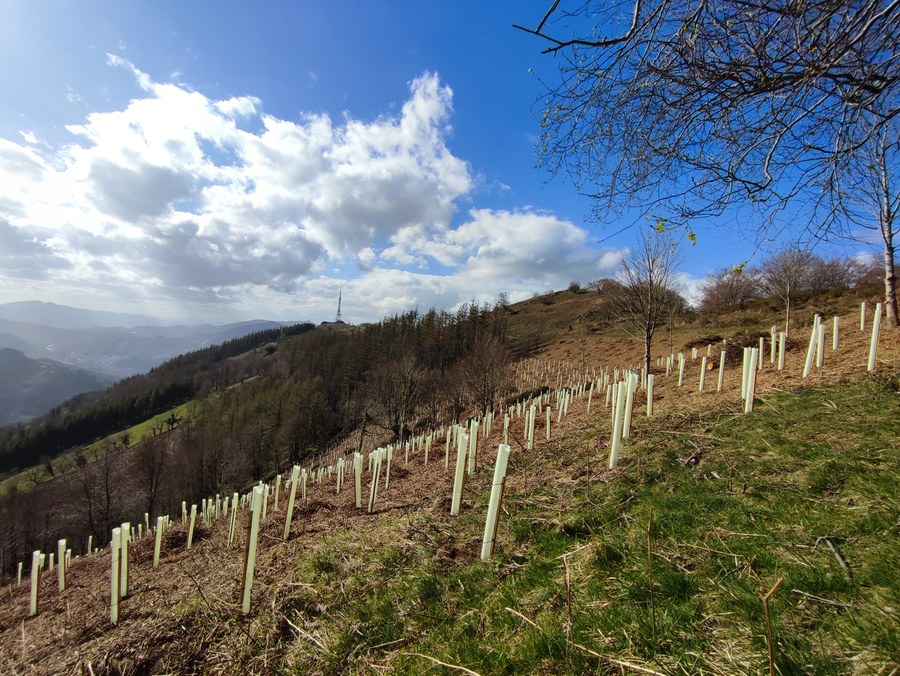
[699,356,708,391]
[860,301,867,331]
[546,407,551,440]
[646,373,654,416]
[758,337,765,370]
[17,561,23,586]
[677,353,685,387]
[481,444,511,561]
[777,332,786,370]
[283,465,300,539]
[832,316,839,350]
[241,486,264,614]
[867,303,883,372]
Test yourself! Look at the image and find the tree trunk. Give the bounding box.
[784,296,792,338]
[884,228,899,327]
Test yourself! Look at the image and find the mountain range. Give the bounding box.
[0,301,307,426]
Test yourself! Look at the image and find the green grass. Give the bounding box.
[174,374,899,674]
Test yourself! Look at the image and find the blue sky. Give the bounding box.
[0,1,874,324]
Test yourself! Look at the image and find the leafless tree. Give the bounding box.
[365,354,425,442]
[699,266,760,314]
[135,427,170,519]
[759,248,816,335]
[611,228,684,375]
[518,0,899,324]
[460,339,513,415]
[822,119,899,324]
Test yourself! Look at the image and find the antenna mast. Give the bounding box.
[335,290,343,323]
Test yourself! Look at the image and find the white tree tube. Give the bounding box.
[425,436,432,465]
[262,485,269,521]
[503,414,509,445]
[120,524,130,598]
[587,382,594,414]
[301,469,307,501]
[546,407,551,440]
[860,301,867,331]
[741,347,750,400]
[283,465,300,539]
[717,349,726,393]
[816,322,825,368]
[385,445,393,489]
[450,434,468,515]
[677,353,685,387]
[468,419,478,475]
[744,348,758,414]
[699,356,708,392]
[187,504,198,549]
[228,493,239,545]
[802,315,820,378]
[770,326,777,363]
[609,381,627,469]
[445,426,452,469]
[18,561,23,586]
[832,316,839,351]
[758,337,765,370]
[778,332,786,370]
[622,374,636,439]
[481,444,511,561]
[867,302,883,372]
[110,528,121,624]
[354,453,363,508]
[241,485,264,615]
[646,373,654,416]
[57,539,66,592]
[368,449,382,513]
[153,516,165,567]
[29,551,41,616]
[87,535,93,556]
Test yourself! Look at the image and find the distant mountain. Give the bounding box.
[0,301,167,329]
[0,348,115,428]
[0,303,309,379]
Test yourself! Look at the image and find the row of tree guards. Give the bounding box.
[11,303,887,624]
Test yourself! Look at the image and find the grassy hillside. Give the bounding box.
[0,287,896,674]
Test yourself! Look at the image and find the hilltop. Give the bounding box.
[0,285,897,674]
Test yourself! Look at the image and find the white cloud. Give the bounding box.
[0,60,630,323]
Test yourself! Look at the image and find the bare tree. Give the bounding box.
[365,354,425,442]
[699,266,760,314]
[460,339,513,415]
[759,248,816,336]
[823,120,899,324]
[135,426,170,519]
[611,228,683,375]
[518,0,899,323]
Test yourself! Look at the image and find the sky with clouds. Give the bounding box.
[0,2,877,324]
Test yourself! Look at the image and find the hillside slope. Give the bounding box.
[0,348,114,427]
[0,295,896,674]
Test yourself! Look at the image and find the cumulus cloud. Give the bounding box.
[0,59,628,322]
